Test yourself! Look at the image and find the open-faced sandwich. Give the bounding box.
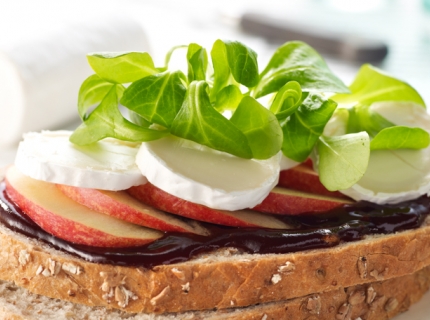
[1,40,430,319]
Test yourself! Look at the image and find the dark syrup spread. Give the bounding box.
[1,181,430,268]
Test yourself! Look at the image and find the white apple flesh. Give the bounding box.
[57,184,208,235]
[5,166,162,247]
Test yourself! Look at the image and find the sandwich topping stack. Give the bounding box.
[1,40,430,319]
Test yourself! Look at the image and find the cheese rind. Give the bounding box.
[15,131,146,191]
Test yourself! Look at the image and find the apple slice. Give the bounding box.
[252,187,353,215]
[57,184,208,235]
[278,164,349,199]
[128,183,289,229]
[5,166,162,247]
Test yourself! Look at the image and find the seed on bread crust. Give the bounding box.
[306,295,321,314]
[150,286,171,306]
[271,274,282,284]
[62,263,83,275]
[48,258,61,276]
[384,297,399,312]
[357,256,367,279]
[336,303,352,320]
[171,268,186,281]
[181,282,190,293]
[366,286,376,304]
[18,250,30,266]
[35,265,43,275]
[278,261,295,273]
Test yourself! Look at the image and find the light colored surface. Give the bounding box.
[0,0,150,147]
[15,131,146,190]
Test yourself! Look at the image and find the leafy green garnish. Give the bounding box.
[78,74,117,120]
[120,71,187,128]
[70,86,167,145]
[170,81,252,158]
[317,132,370,191]
[230,96,282,159]
[224,41,259,88]
[281,93,337,162]
[213,85,243,113]
[254,41,350,98]
[87,52,158,84]
[370,126,430,150]
[269,81,302,120]
[187,43,208,82]
[332,64,426,107]
[346,104,395,137]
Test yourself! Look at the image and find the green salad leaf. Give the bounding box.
[210,39,231,101]
[120,71,187,128]
[224,40,259,88]
[370,126,430,150]
[87,52,158,84]
[187,43,208,82]
[213,85,243,112]
[269,81,302,120]
[129,110,151,127]
[78,74,116,120]
[332,64,426,107]
[317,132,370,191]
[254,41,349,98]
[230,96,282,159]
[170,81,252,158]
[281,93,337,162]
[346,104,395,137]
[70,86,167,145]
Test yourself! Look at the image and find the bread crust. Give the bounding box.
[0,265,429,319]
[1,214,430,314]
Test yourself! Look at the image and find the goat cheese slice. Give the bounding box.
[136,135,280,211]
[15,131,146,190]
[339,101,430,204]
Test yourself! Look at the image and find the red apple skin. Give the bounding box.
[278,164,349,199]
[5,167,161,247]
[57,184,208,235]
[127,183,288,229]
[252,187,353,215]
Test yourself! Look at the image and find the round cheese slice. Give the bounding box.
[15,131,146,190]
[136,136,281,211]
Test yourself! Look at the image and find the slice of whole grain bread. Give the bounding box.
[0,265,429,320]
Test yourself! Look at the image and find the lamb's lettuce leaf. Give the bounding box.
[281,93,337,162]
[78,74,116,120]
[370,126,430,150]
[120,71,187,128]
[87,52,158,84]
[317,132,370,191]
[332,64,426,107]
[187,43,208,82]
[210,39,259,100]
[346,104,395,137]
[269,81,302,120]
[230,96,282,159]
[70,86,167,145]
[255,41,349,98]
[213,85,243,112]
[170,81,252,158]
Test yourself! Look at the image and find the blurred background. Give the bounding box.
[1,0,430,168]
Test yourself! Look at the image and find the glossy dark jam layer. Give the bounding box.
[1,181,430,268]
